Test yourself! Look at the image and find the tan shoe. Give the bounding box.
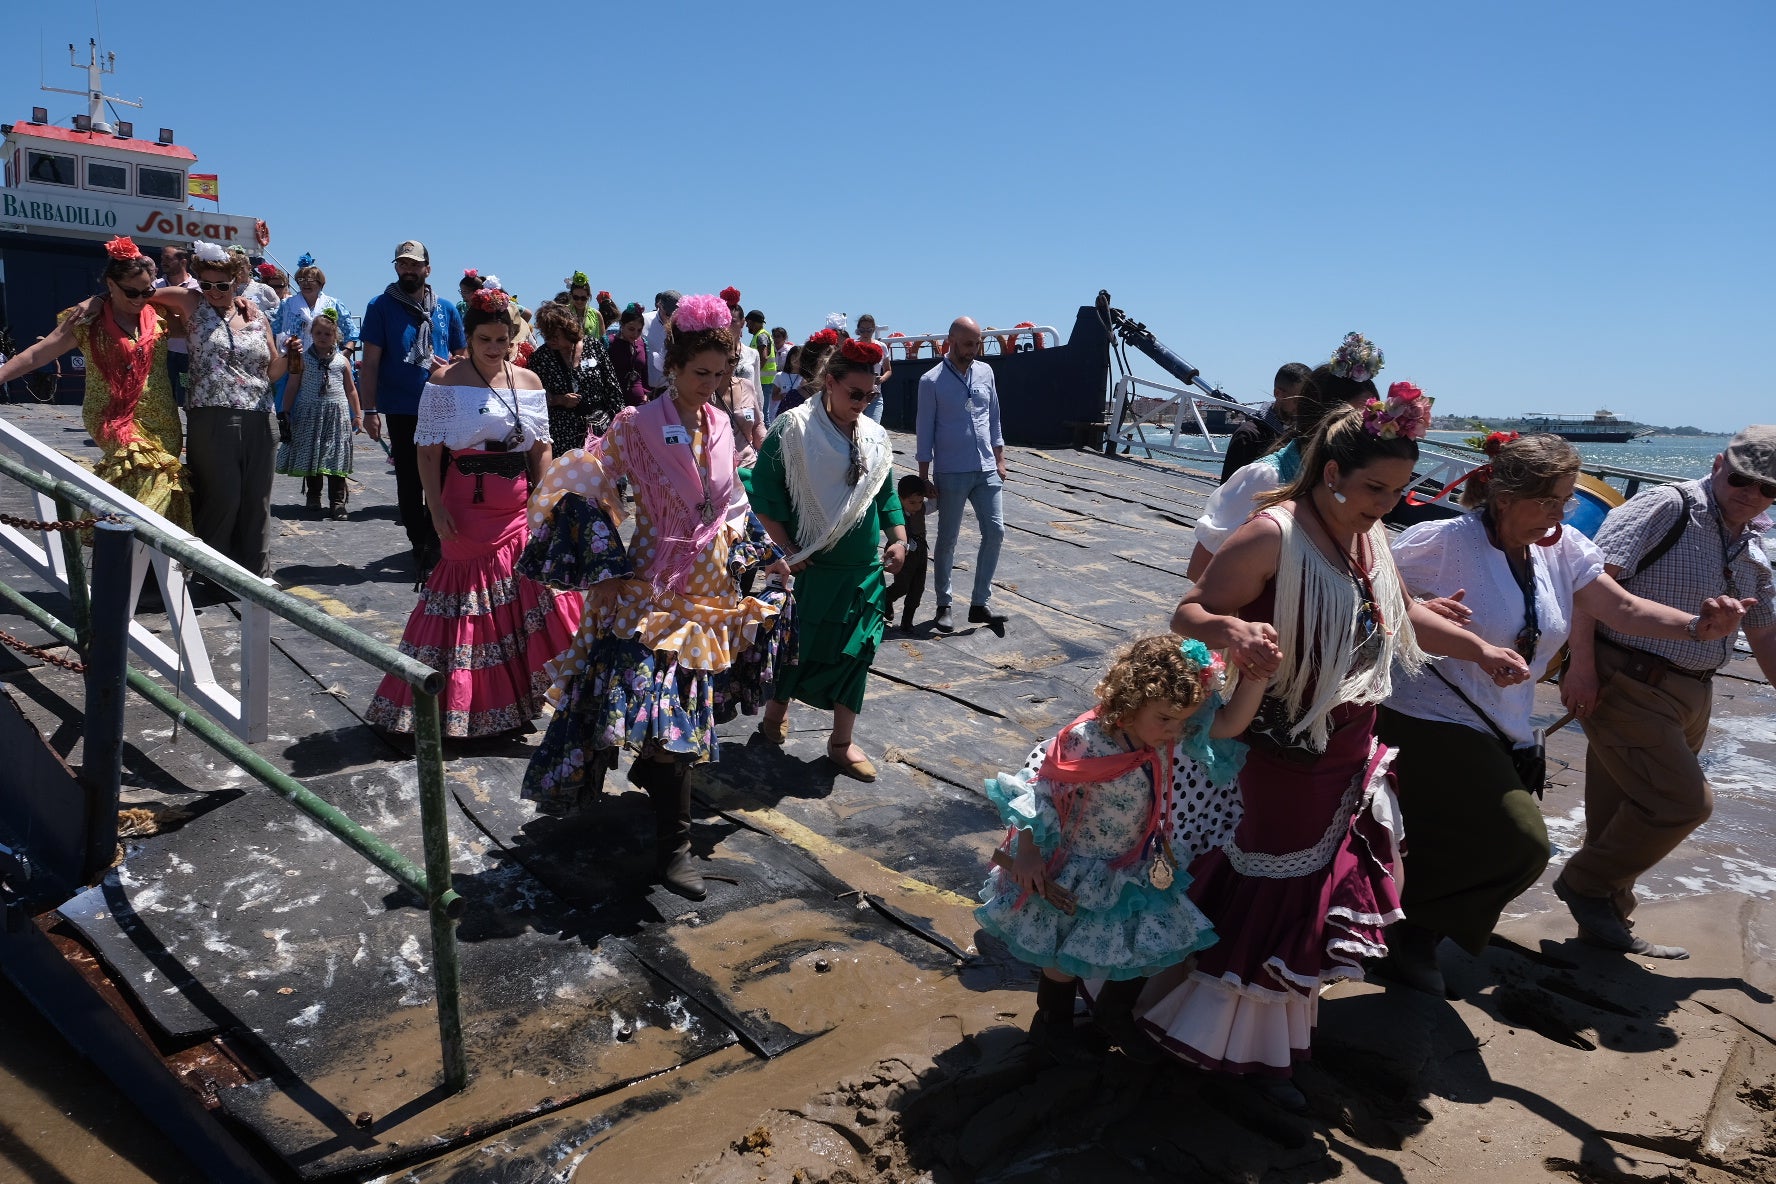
[826,741,877,782]
[757,715,789,744]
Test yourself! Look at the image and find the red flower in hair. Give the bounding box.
[256,263,279,280]
[468,288,510,313]
[515,341,535,366]
[104,235,141,261]
[719,286,741,306]
[463,268,479,279]
[596,290,611,302]
[1483,430,1520,457]
[806,328,841,347]
[840,338,885,366]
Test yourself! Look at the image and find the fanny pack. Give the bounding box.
[1428,665,1547,798]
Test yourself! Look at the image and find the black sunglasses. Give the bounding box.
[197,280,234,292]
[114,283,153,299]
[841,386,872,402]
[1727,471,1776,499]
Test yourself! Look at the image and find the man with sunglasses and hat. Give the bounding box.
[1558,426,1776,957]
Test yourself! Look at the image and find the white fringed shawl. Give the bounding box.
[1265,507,1426,752]
[771,399,893,565]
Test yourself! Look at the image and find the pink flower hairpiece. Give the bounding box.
[673,293,733,333]
[1330,331,1384,383]
[1361,381,1433,441]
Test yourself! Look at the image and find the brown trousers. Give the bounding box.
[1563,640,1713,915]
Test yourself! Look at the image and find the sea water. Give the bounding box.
[1427,432,1734,481]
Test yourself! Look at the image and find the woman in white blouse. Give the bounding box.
[366,287,583,740]
[1376,433,1749,994]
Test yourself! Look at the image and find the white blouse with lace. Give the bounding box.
[414,382,552,452]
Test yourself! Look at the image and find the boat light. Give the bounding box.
[73,115,92,132]
[115,121,133,138]
[157,127,174,145]
[30,107,47,124]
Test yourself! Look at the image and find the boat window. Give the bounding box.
[138,165,182,200]
[26,150,76,187]
[85,159,129,192]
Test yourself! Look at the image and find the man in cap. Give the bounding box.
[642,290,680,391]
[357,241,467,579]
[1558,426,1776,957]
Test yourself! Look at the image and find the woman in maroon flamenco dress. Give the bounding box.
[1142,390,1531,1111]
[367,288,582,739]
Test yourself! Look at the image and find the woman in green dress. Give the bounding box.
[750,338,908,781]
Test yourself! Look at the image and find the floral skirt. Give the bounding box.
[366,460,582,738]
[277,388,354,478]
[1136,710,1404,1076]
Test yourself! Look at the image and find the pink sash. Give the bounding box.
[618,396,737,594]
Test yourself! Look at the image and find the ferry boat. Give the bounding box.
[1521,408,1656,443]
[0,40,267,394]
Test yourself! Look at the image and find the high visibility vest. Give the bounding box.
[753,330,776,387]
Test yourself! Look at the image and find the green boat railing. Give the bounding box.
[0,451,468,1093]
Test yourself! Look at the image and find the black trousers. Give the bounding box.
[385,413,437,553]
[185,407,275,576]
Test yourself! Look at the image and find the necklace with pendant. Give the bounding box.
[675,396,717,523]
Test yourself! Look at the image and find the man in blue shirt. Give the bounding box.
[358,240,466,577]
[916,316,1007,635]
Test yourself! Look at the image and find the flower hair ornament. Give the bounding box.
[1177,637,1226,690]
[297,252,316,270]
[318,306,341,323]
[839,338,885,366]
[103,235,141,261]
[805,327,841,348]
[463,268,480,281]
[480,273,503,292]
[672,293,733,333]
[1361,380,1433,441]
[623,301,642,313]
[719,286,742,307]
[569,270,590,289]
[1329,332,1385,383]
[256,263,280,281]
[468,287,511,314]
[597,290,611,303]
[824,312,848,333]
[192,240,229,266]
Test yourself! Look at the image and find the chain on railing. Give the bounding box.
[0,508,123,673]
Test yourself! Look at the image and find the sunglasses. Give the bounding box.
[1728,471,1776,499]
[840,386,873,402]
[114,283,153,300]
[197,280,235,292]
[571,295,588,302]
[1527,495,1581,516]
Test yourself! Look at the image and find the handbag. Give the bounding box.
[1427,665,1548,798]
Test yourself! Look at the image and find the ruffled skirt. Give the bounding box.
[1137,712,1404,1076]
[277,387,354,478]
[366,459,582,738]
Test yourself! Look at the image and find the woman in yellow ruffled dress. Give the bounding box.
[0,236,191,528]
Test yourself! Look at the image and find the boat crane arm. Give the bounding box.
[1094,290,1258,411]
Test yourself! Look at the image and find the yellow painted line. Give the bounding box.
[283,584,365,620]
[709,795,978,910]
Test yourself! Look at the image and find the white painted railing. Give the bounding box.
[0,416,272,742]
[885,325,1061,358]
[1106,374,1266,462]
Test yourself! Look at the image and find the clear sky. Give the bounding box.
[6,2,1770,432]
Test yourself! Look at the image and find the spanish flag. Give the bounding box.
[188,174,220,202]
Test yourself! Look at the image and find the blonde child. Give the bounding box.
[977,636,1263,1063]
[275,308,361,518]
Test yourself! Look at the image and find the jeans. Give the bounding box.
[933,469,1004,609]
[166,349,189,406]
[864,393,884,423]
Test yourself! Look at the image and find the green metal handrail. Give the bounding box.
[0,451,467,1092]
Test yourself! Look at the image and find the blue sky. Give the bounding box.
[7,2,1770,431]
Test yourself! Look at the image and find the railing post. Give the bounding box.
[81,521,133,883]
[412,690,467,1092]
[53,495,92,651]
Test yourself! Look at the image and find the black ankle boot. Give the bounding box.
[1093,977,1164,1064]
[640,759,706,900]
[1030,975,1096,1065]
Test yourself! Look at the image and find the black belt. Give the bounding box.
[450,451,527,502]
[1597,635,1715,686]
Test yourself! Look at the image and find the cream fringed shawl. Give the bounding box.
[1264,507,1426,752]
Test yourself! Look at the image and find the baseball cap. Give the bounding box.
[1725,425,1776,484]
[393,240,429,263]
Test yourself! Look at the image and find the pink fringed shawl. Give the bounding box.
[618,396,737,594]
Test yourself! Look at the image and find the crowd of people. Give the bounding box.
[1,244,1773,1114]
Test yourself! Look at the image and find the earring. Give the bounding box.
[1328,484,1348,505]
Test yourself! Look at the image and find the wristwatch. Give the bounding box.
[1685,614,1701,641]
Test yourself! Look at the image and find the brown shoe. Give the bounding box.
[756,714,789,744]
[826,740,877,782]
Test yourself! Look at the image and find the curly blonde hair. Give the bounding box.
[1094,635,1206,729]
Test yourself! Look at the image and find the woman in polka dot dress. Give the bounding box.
[519,295,792,900]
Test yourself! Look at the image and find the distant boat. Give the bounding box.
[1521,409,1656,444]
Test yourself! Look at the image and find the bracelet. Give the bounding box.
[362,409,380,416]
[1685,614,1701,641]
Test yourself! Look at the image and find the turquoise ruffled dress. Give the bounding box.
[975,712,1231,981]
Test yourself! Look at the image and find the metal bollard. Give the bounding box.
[81,520,134,883]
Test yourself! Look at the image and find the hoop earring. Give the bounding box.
[1328,484,1348,505]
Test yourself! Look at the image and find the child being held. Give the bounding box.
[976,635,1262,1063]
[884,474,934,630]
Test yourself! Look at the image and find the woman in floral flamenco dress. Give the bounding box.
[0,236,191,527]
[1143,387,1532,1111]
[520,294,791,901]
[366,287,582,740]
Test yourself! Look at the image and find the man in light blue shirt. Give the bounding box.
[917,316,1007,635]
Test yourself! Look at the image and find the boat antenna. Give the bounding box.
[41,29,142,128]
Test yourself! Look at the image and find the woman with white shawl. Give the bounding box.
[749,338,908,782]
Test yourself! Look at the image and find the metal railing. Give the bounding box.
[0,451,469,1092]
[885,325,1061,358]
[0,416,271,741]
[1105,374,1264,463]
